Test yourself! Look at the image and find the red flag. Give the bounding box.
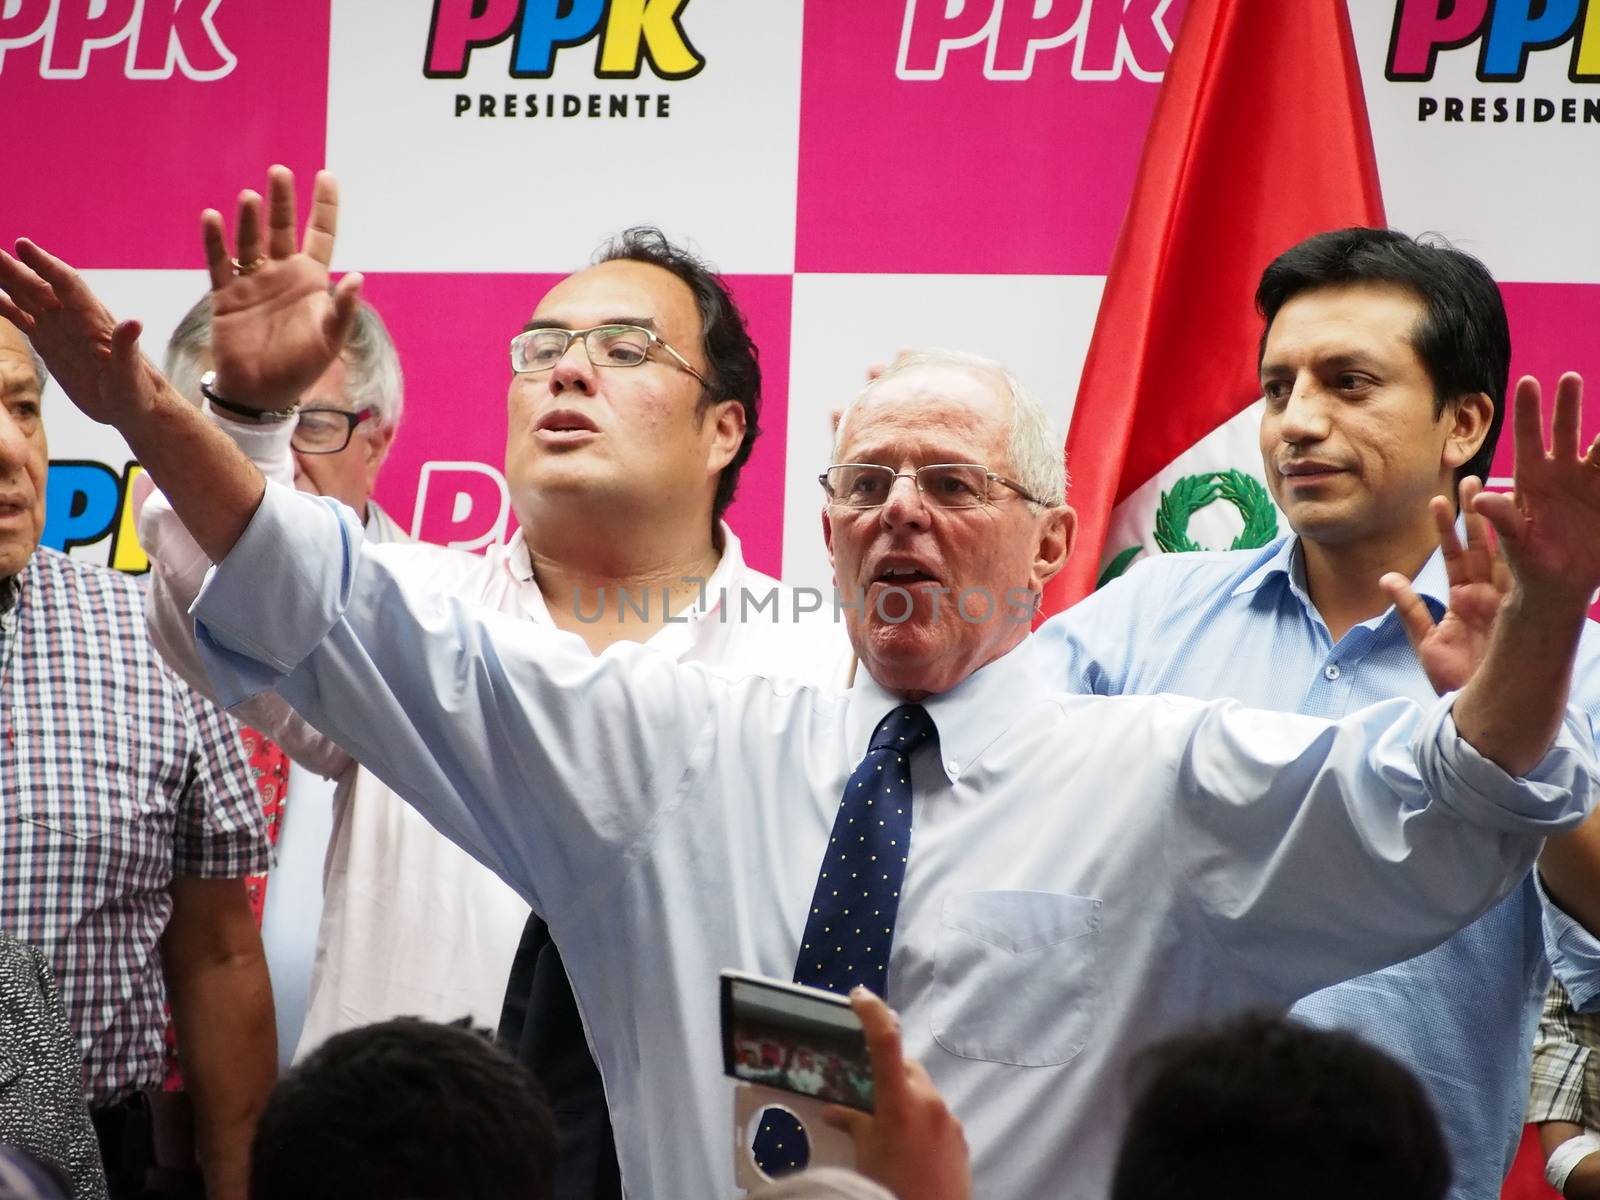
[1041,0,1384,614]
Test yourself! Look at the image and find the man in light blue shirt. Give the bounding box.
[7,184,1600,1199]
[1038,227,1600,1200]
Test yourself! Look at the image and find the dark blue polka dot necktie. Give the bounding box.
[750,703,937,1177]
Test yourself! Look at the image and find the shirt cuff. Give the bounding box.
[205,402,299,485]
[191,480,362,708]
[1541,871,1600,1013]
[1427,693,1596,834]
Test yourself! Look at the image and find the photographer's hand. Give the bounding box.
[821,988,970,1200]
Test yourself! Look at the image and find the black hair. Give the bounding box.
[593,226,761,523]
[1256,227,1510,486]
[249,1018,557,1200]
[1111,1013,1450,1200]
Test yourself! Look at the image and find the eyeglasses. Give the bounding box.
[819,463,1045,508]
[509,324,710,386]
[293,406,374,455]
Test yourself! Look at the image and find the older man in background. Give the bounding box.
[0,313,272,1200]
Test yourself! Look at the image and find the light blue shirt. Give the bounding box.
[191,484,1596,1200]
[1037,535,1600,1200]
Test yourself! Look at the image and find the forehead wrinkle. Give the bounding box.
[843,434,991,467]
[0,366,38,399]
[842,387,1007,468]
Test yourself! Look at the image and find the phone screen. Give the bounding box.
[720,971,875,1112]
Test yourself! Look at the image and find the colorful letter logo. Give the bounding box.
[0,0,235,80]
[896,0,1174,82]
[1387,0,1600,83]
[424,0,705,80]
[42,461,149,572]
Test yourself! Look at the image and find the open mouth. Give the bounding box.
[535,410,600,436]
[871,562,943,589]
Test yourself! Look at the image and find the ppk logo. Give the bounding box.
[0,0,233,80]
[897,0,1174,82]
[425,0,704,80]
[1386,0,1600,126]
[1388,0,1600,83]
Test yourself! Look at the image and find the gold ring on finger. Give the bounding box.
[230,255,267,276]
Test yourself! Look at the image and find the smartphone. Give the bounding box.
[720,969,875,1113]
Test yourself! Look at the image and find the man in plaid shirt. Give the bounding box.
[0,315,275,1200]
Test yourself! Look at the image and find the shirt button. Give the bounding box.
[1324,664,1341,680]
[946,759,960,774]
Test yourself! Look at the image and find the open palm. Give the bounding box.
[1384,478,1512,695]
[1476,374,1600,611]
[0,239,163,427]
[202,166,362,409]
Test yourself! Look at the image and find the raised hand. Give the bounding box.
[201,166,363,411]
[0,239,163,427]
[1381,476,1511,695]
[1474,374,1600,616]
[821,988,970,1200]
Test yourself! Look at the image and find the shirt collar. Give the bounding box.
[1229,531,1452,618]
[846,637,1050,785]
[501,521,746,653]
[362,499,408,545]
[1229,535,1299,599]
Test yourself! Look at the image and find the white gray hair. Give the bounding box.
[27,344,48,395]
[833,348,1067,506]
[163,292,405,431]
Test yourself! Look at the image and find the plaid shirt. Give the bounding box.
[1529,977,1600,1128]
[0,547,270,1106]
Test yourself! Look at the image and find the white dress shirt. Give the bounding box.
[139,421,852,1062]
[189,483,1595,1199]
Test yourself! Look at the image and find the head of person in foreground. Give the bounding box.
[1111,1012,1450,1200]
[249,1017,557,1200]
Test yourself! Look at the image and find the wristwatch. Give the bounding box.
[199,371,299,424]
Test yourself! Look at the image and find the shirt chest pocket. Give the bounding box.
[9,727,168,840]
[930,890,1101,1067]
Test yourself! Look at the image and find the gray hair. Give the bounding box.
[833,349,1067,507]
[747,1167,896,1200]
[27,344,48,395]
[163,292,405,431]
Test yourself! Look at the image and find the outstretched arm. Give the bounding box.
[1448,375,1600,776]
[0,167,357,560]
[1382,471,1600,939]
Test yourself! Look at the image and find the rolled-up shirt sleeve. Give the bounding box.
[1172,691,1595,1003]
[191,480,723,918]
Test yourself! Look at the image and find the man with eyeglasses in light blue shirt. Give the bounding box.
[1037,227,1600,1200]
[8,182,1600,1199]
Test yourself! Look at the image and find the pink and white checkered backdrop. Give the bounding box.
[8,0,1600,594]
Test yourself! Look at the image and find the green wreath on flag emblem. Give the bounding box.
[1097,469,1279,588]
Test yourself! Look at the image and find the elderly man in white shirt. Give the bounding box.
[6,172,1600,1199]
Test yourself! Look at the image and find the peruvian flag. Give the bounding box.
[1040,0,1384,613]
